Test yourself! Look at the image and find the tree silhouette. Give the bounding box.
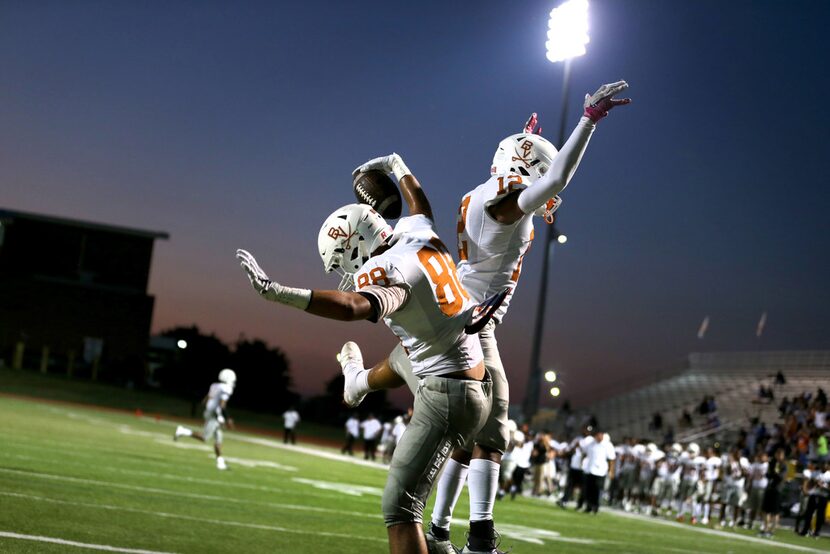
[230,338,298,414]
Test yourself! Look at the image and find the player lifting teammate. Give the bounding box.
[236,157,494,554]
[339,80,630,553]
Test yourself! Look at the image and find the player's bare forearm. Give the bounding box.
[398,174,434,221]
[305,290,376,321]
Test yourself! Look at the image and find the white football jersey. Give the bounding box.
[456,174,535,323]
[353,215,483,378]
[704,455,722,481]
[683,455,707,481]
[205,382,233,417]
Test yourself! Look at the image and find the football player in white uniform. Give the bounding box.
[174,368,236,470]
[719,448,750,528]
[237,159,492,554]
[676,443,707,524]
[339,80,630,554]
[701,446,723,525]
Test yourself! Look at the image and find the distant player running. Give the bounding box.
[236,156,494,554]
[340,80,630,553]
[174,368,237,470]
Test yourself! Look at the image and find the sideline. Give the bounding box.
[607,507,826,553]
[0,530,177,554]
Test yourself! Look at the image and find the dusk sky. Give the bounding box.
[2,0,828,408]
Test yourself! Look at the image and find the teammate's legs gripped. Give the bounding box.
[383,375,491,554]
[429,321,508,551]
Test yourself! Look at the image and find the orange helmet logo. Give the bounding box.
[328,226,347,240]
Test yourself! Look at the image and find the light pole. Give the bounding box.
[523,0,589,422]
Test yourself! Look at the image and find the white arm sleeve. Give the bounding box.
[516,116,596,215]
[357,285,410,321]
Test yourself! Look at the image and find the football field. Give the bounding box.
[0,395,826,554]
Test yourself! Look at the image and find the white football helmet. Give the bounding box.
[218,368,236,386]
[491,132,558,182]
[318,204,393,290]
[688,442,700,455]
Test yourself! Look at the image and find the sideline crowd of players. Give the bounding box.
[495,384,829,540]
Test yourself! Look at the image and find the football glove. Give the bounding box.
[236,249,311,310]
[353,153,411,181]
[583,80,631,123]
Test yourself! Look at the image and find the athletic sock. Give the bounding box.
[468,458,501,522]
[704,504,710,520]
[468,519,495,550]
[354,369,370,394]
[430,458,469,529]
[428,522,450,541]
[177,426,193,437]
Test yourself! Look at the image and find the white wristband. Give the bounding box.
[272,283,312,310]
[390,156,411,181]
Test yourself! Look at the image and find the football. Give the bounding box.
[353,169,403,219]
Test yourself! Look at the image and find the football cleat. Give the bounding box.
[338,341,367,407]
[462,529,508,554]
[216,457,227,470]
[461,546,508,554]
[425,526,459,554]
[173,425,188,441]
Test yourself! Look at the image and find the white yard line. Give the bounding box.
[0,530,177,554]
[0,492,385,544]
[608,509,826,553]
[0,467,379,520]
[0,451,310,499]
[228,434,392,470]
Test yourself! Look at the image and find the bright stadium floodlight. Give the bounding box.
[544,370,557,383]
[550,386,561,397]
[177,339,188,349]
[546,0,590,63]
[556,234,568,244]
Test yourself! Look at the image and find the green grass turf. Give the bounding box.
[0,367,345,442]
[0,396,827,554]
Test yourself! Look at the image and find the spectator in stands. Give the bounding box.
[698,397,710,417]
[342,413,359,455]
[649,411,663,432]
[774,370,786,385]
[565,412,577,438]
[759,448,787,538]
[706,396,717,414]
[282,405,300,444]
[779,396,791,418]
[360,413,381,461]
[814,403,827,430]
[817,431,828,463]
[679,409,693,429]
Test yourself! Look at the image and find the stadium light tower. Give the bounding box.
[523,0,589,422]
